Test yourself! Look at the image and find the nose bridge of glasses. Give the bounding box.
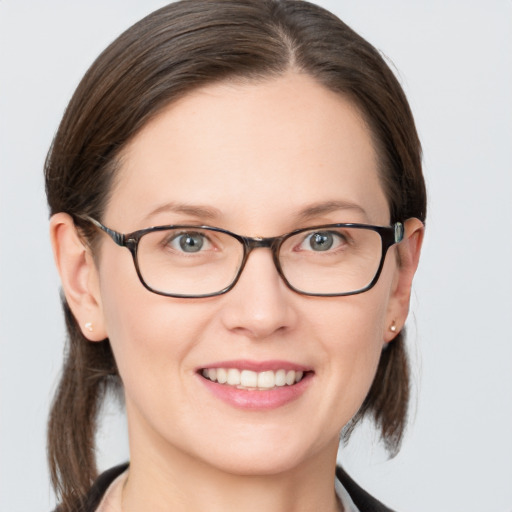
[245,236,275,249]
[239,236,284,277]
[243,236,284,260]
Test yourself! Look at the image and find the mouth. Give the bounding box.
[200,367,308,391]
[197,361,313,410]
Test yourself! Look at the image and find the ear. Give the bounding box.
[383,217,424,343]
[49,213,107,342]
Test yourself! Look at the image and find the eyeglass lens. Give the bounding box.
[135,226,384,297]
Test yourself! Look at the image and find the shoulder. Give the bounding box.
[53,463,129,512]
[336,466,396,512]
[85,464,129,511]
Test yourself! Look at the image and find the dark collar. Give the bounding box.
[77,463,395,512]
[336,466,395,512]
[80,463,129,512]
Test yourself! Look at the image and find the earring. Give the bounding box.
[85,322,93,332]
[390,321,397,333]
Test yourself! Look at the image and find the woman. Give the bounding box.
[46,0,425,510]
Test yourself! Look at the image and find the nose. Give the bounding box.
[219,247,298,339]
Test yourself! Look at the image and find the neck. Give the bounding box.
[122,421,341,512]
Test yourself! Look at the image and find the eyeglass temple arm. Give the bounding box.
[78,215,125,246]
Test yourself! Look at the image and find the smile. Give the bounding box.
[201,368,305,390]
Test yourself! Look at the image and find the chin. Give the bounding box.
[189,427,331,478]
[205,450,309,477]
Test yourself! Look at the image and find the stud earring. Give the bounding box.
[85,322,93,332]
[390,322,397,333]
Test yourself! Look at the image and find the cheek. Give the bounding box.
[308,286,391,421]
[99,281,221,451]
[313,283,389,357]
[97,252,210,393]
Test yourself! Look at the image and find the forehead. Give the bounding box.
[108,72,389,231]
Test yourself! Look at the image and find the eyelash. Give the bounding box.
[164,231,214,253]
[295,230,349,252]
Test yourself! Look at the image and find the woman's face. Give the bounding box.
[89,73,408,475]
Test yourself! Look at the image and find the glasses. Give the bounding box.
[80,215,404,298]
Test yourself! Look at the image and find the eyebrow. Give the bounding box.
[296,200,369,221]
[141,199,368,226]
[142,202,222,224]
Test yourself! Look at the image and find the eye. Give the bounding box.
[168,231,212,253]
[300,230,346,252]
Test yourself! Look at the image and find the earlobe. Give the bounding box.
[384,217,424,343]
[49,213,107,342]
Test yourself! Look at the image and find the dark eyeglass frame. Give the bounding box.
[78,215,404,298]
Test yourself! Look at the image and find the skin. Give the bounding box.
[51,72,423,512]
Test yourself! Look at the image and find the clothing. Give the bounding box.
[75,463,394,512]
[335,467,395,512]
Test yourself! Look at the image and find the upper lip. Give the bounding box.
[198,359,312,373]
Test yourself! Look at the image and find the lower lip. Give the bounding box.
[198,373,313,410]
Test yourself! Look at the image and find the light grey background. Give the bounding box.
[1,1,511,511]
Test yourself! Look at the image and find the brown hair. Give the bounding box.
[45,0,426,510]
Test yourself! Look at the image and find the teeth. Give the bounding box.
[216,368,228,384]
[202,368,306,389]
[240,370,257,387]
[275,369,286,387]
[258,371,275,389]
[227,368,240,386]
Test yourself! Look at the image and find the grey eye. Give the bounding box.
[308,232,334,251]
[175,233,205,252]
